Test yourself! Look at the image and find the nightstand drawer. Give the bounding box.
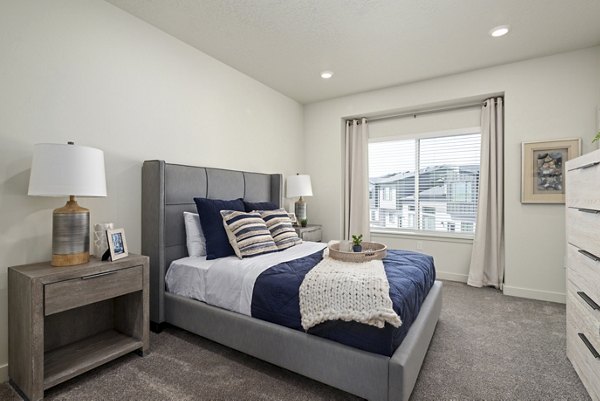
[294,225,322,242]
[45,265,143,316]
[301,229,322,242]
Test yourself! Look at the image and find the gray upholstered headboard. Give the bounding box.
[141,160,283,324]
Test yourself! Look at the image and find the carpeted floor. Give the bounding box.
[0,281,590,401]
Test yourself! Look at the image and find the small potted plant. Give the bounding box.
[352,234,363,252]
[300,218,308,228]
[593,131,600,145]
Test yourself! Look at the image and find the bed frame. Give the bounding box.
[141,160,442,401]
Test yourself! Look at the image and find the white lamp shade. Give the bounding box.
[28,143,107,197]
[286,174,313,198]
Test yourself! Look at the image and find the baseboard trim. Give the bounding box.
[436,271,468,283]
[503,285,565,304]
[0,363,7,383]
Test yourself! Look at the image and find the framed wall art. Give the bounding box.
[521,138,581,204]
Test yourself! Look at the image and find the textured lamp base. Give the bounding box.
[51,196,90,267]
[295,196,307,222]
[52,251,89,267]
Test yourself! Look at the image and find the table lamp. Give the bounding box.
[28,142,107,266]
[286,174,313,223]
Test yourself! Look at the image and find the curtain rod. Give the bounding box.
[347,98,501,124]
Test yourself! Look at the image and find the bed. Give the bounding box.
[141,160,442,401]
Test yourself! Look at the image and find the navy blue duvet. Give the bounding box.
[251,249,436,356]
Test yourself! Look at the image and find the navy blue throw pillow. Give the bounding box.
[243,200,278,213]
[194,197,245,260]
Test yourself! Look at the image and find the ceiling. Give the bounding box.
[106,0,600,104]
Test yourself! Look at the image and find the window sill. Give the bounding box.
[370,229,474,244]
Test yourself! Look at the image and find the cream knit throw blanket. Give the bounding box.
[299,253,402,331]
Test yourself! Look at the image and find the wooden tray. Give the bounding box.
[328,241,387,263]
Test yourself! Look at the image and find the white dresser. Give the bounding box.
[566,148,600,401]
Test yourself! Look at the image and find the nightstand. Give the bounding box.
[294,224,322,242]
[8,254,149,401]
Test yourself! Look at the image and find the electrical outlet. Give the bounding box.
[416,241,423,250]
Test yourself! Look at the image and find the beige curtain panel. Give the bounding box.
[344,118,371,241]
[468,97,504,289]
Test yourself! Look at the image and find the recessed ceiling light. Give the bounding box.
[321,71,333,79]
[490,25,510,38]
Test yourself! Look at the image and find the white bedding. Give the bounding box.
[165,241,326,316]
[165,256,217,302]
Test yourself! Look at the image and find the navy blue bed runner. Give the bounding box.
[251,249,436,356]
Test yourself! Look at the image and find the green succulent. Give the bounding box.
[351,234,363,246]
[593,131,600,143]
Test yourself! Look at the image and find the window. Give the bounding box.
[369,131,480,235]
[461,222,474,233]
[421,206,436,230]
[386,212,398,227]
[383,187,391,201]
[370,209,380,226]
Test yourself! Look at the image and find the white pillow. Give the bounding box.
[183,211,206,257]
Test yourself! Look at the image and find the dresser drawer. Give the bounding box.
[44,265,143,316]
[567,244,600,297]
[567,277,600,401]
[566,155,600,210]
[567,322,600,400]
[567,282,600,350]
[566,207,600,258]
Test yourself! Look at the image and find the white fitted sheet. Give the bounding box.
[166,241,327,316]
[165,256,217,303]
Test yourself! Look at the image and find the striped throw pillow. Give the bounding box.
[220,210,278,258]
[260,209,302,250]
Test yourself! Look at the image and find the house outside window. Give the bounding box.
[421,206,436,230]
[384,187,391,201]
[369,130,480,236]
[461,222,474,233]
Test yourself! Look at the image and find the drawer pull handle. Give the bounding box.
[81,271,118,280]
[570,161,600,171]
[577,208,600,214]
[578,249,600,262]
[578,333,600,359]
[577,291,600,310]
[580,161,600,170]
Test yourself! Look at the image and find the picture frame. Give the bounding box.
[287,212,297,225]
[521,138,581,204]
[106,228,129,261]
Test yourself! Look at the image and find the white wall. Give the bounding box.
[0,0,304,382]
[304,46,600,301]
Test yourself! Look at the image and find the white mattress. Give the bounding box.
[165,241,327,316]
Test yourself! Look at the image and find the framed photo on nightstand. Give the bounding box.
[287,212,297,226]
[107,228,129,261]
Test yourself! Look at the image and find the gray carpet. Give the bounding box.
[0,281,590,401]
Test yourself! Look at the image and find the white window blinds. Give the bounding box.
[369,131,481,235]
